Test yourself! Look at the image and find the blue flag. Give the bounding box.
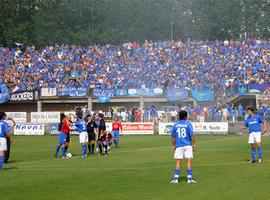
[166,88,189,101]
[192,87,212,102]
[238,84,248,96]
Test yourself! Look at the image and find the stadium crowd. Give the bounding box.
[97,103,266,124]
[0,38,270,100]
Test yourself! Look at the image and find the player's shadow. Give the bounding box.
[5,160,23,164]
[3,167,18,171]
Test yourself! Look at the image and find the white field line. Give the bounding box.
[11,159,270,172]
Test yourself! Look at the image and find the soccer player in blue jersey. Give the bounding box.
[170,110,196,184]
[75,113,88,157]
[0,112,13,171]
[242,107,267,163]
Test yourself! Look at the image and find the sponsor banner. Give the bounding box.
[159,122,228,135]
[192,87,212,102]
[192,122,228,133]
[105,122,153,134]
[166,88,189,101]
[127,88,163,97]
[41,88,57,97]
[121,123,154,134]
[249,84,268,93]
[6,112,27,123]
[92,89,114,97]
[49,123,59,135]
[31,112,61,123]
[57,87,87,97]
[14,123,45,135]
[10,91,39,102]
[238,84,248,96]
[98,96,110,103]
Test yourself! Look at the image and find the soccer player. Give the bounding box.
[170,110,196,184]
[75,113,88,157]
[86,115,97,155]
[97,113,108,156]
[4,116,15,163]
[112,116,122,148]
[242,107,267,163]
[55,115,71,158]
[0,112,13,171]
[106,132,113,150]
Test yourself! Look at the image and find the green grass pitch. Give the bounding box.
[0,135,269,200]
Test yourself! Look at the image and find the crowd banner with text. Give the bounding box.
[249,84,270,94]
[10,91,39,102]
[57,87,87,97]
[92,88,114,97]
[41,88,57,97]
[166,87,189,101]
[126,88,163,97]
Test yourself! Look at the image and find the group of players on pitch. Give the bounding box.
[55,113,122,158]
[0,106,267,184]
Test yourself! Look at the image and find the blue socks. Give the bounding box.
[257,147,262,159]
[61,146,66,157]
[173,169,180,180]
[55,144,60,156]
[0,156,4,171]
[187,169,193,181]
[251,147,256,161]
[115,140,119,147]
[82,145,87,156]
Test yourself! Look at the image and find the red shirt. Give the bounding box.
[61,120,70,134]
[112,121,122,131]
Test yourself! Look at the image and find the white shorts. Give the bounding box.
[0,137,7,151]
[248,132,261,144]
[79,132,88,144]
[174,146,193,160]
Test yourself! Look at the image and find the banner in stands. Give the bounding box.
[31,112,61,123]
[0,82,10,104]
[41,88,57,97]
[14,123,45,135]
[192,87,212,102]
[10,91,39,102]
[6,112,27,123]
[159,122,228,135]
[98,96,110,103]
[114,89,128,96]
[57,87,87,97]
[92,89,114,97]
[249,84,270,93]
[166,87,189,101]
[126,88,163,97]
[238,84,248,96]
